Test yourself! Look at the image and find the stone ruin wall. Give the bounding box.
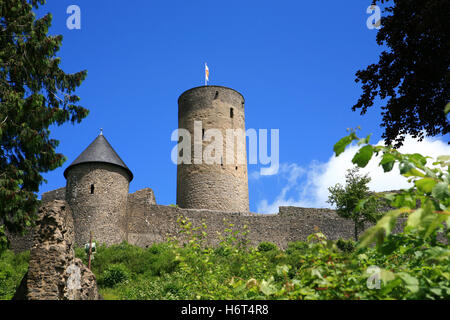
[126,204,359,249]
[9,187,411,252]
[13,200,100,300]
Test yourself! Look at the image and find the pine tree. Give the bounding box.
[0,0,88,247]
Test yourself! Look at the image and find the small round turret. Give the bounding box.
[64,133,132,246]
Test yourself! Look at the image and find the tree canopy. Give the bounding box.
[353,0,449,147]
[0,0,88,243]
[327,167,380,241]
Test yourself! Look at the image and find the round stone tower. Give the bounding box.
[177,85,249,212]
[64,132,133,246]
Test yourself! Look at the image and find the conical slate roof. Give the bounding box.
[63,133,133,181]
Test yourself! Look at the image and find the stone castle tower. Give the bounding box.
[64,132,133,245]
[177,86,249,212]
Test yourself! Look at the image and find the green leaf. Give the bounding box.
[397,273,419,293]
[334,133,357,157]
[352,145,374,168]
[358,253,368,260]
[380,269,396,285]
[445,103,450,114]
[432,182,450,201]
[414,178,437,194]
[357,208,406,248]
[383,192,396,202]
[423,214,447,239]
[357,133,372,146]
[430,288,442,296]
[437,155,450,162]
[380,153,396,172]
[399,161,414,175]
[276,265,290,276]
[403,168,425,178]
[382,161,395,172]
[424,167,437,178]
[260,277,277,296]
[406,208,424,229]
[408,153,427,167]
[425,247,450,262]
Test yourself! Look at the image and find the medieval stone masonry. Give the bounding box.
[177,86,249,212]
[9,86,380,252]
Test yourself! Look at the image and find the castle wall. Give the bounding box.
[41,187,66,202]
[6,188,67,252]
[177,86,249,212]
[126,203,359,249]
[9,190,413,252]
[127,188,156,206]
[65,163,130,246]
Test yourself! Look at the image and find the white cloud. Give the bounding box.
[257,136,450,214]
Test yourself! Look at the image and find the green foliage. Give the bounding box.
[75,241,179,278]
[0,249,29,300]
[81,232,448,300]
[99,264,130,288]
[0,0,88,248]
[333,131,450,249]
[353,0,449,147]
[336,239,355,253]
[2,231,449,300]
[257,242,278,252]
[327,167,381,240]
[0,226,8,252]
[333,132,358,156]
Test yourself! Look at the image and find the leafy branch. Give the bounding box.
[333,131,450,248]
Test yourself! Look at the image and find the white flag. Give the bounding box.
[205,63,209,84]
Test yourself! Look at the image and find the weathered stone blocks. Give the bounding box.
[13,200,100,300]
[177,86,250,212]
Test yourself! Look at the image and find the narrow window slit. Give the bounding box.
[90,184,94,194]
[230,108,234,118]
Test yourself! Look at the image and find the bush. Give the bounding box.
[336,239,355,253]
[75,242,179,279]
[65,233,450,300]
[257,242,278,252]
[99,264,130,288]
[0,249,29,300]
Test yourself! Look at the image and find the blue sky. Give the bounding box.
[36,1,449,212]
